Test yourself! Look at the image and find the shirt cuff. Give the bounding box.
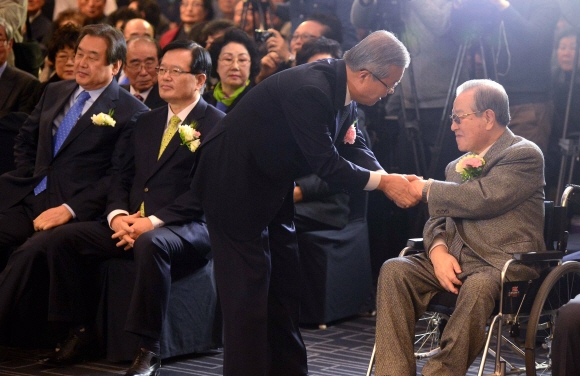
[365,170,388,191]
[107,209,129,228]
[422,179,434,203]
[428,235,448,258]
[62,204,76,219]
[148,215,164,229]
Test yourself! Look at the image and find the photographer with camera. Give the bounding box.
[255,13,343,83]
[454,0,560,152]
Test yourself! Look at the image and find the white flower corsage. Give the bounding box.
[91,109,116,127]
[178,121,201,152]
[455,153,485,182]
[343,119,358,144]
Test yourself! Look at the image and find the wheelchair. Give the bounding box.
[367,184,580,376]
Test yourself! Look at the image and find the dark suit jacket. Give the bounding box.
[120,83,167,110]
[192,59,382,240]
[0,79,149,221]
[107,97,224,253]
[0,65,39,117]
[424,129,545,277]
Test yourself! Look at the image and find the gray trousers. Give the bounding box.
[375,248,500,376]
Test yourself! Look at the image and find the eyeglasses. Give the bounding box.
[364,69,398,95]
[291,33,318,42]
[218,56,251,67]
[450,111,482,124]
[127,60,157,71]
[155,67,192,77]
[55,53,75,63]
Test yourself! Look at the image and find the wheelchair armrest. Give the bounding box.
[511,251,565,263]
[406,238,424,250]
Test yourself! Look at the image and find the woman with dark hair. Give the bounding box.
[203,27,259,113]
[159,0,214,48]
[23,23,81,113]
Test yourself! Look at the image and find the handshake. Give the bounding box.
[377,174,430,209]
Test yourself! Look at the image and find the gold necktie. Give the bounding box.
[141,115,182,217]
[158,115,181,159]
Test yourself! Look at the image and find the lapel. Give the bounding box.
[331,60,349,143]
[334,103,357,145]
[149,97,208,177]
[0,66,16,108]
[481,128,515,169]
[54,79,119,157]
[144,106,169,177]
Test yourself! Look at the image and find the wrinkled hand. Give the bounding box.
[111,213,134,250]
[430,246,463,294]
[256,52,281,83]
[409,179,426,202]
[33,205,72,231]
[265,29,291,62]
[378,174,420,208]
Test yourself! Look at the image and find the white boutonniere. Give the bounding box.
[91,109,116,127]
[178,120,201,152]
[455,153,485,182]
[343,119,358,144]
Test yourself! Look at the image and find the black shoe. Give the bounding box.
[125,348,161,376]
[39,328,97,366]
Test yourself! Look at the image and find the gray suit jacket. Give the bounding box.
[0,65,39,117]
[423,128,545,276]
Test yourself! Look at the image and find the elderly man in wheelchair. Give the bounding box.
[374,78,547,376]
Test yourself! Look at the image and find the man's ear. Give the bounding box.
[111,60,122,76]
[484,109,496,130]
[196,73,207,89]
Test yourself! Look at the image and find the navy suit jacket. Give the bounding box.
[0,65,39,117]
[107,97,225,254]
[121,83,167,110]
[0,79,149,221]
[192,59,382,240]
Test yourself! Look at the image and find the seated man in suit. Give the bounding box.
[43,40,224,376]
[122,36,166,110]
[0,18,39,118]
[375,79,545,376]
[0,24,148,338]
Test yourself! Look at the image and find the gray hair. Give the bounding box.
[0,17,14,41]
[343,30,410,78]
[457,79,511,127]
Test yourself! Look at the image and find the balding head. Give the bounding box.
[123,18,154,40]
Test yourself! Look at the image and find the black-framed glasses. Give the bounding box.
[450,111,482,124]
[364,69,397,94]
[155,67,192,77]
[127,60,157,71]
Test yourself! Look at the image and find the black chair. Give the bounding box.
[297,189,373,328]
[367,185,580,376]
[96,258,221,361]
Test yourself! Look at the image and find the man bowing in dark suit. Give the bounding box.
[121,36,166,110]
[43,40,224,376]
[0,24,148,338]
[191,30,417,376]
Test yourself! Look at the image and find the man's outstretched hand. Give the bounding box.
[377,174,421,208]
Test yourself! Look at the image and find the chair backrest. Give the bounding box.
[543,200,569,252]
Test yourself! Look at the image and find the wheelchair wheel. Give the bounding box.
[414,312,447,359]
[524,261,580,376]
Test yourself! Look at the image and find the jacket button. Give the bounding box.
[144,188,149,192]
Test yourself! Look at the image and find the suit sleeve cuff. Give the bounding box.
[365,170,388,191]
[148,215,164,229]
[107,209,129,229]
[62,204,76,219]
